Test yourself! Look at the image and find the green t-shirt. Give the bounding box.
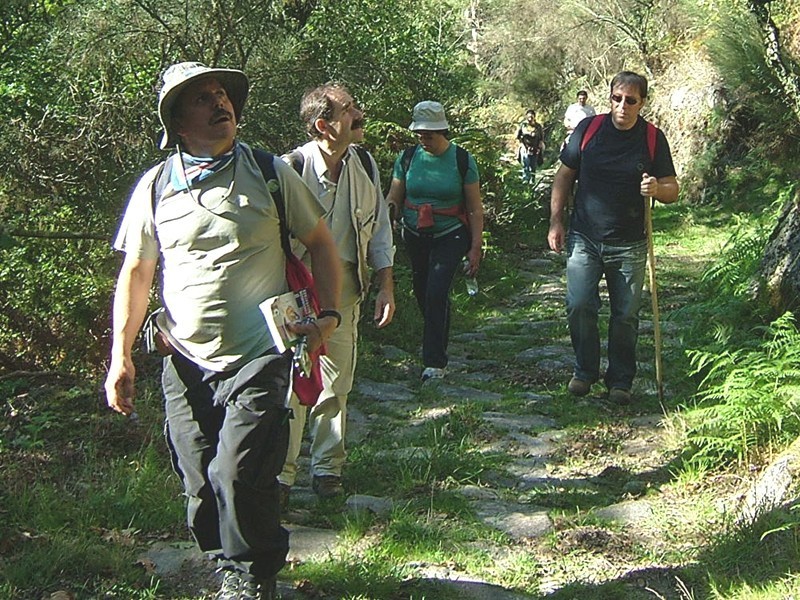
[393,143,479,234]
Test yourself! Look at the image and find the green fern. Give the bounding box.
[701,216,767,297]
[684,312,800,466]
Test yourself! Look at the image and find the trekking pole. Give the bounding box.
[644,196,664,402]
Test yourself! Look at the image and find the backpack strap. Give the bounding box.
[645,122,657,162]
[285,150,305,177]
[455,145,469,181]
[580,114,606,152]
[150,155,174,215]
[401,145,417,175]
[252,148,292,258]
[401,143,469,182]
[580,113,658,161]
[352,145,376,183]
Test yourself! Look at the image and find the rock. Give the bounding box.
[594,499,654,525]
[482,411,558,431]
[736,435,800,524]
[286,525,340,561]
[356,380,416,402]
[345,494,394,517]
[476,502,554,539]
[437,385,503,402]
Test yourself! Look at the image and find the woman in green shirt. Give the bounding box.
[386,101,484,382]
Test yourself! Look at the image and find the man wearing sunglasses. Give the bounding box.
[547,71,679,405]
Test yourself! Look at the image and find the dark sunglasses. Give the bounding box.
[611,94,640,106]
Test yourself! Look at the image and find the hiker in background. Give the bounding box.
[515,109,545,184]
[278,83,395,505]
[547,71,678,405]
[386,101,483,383]
[104,61,342,600]
[562,90,596,150]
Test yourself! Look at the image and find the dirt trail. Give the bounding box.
[145,179,720,599]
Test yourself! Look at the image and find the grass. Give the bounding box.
[3,173,800,598]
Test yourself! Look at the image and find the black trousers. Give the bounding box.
[162,351,291,581]
[402,225,470,368]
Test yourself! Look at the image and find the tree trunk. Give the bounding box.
[758,191,800,314]
[736,435,800,524]
[747,0,800,122]
[756,190,800,314]
[748,2,800,314]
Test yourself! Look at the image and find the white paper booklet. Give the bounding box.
[259,288,315,353]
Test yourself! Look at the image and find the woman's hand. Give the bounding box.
[464,247,481,276]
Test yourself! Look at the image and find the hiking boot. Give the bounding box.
[278,483,291,513]
[240,577,276,600]
[421,367,446,382]
[215,570,241,600]
[216,570,276,600]
[567,377,591,397]
[608,388,632,405]
[312,475,343,498]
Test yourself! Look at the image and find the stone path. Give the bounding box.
[143,244,691,598]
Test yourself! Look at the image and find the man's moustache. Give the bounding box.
[211,110,233,123]
[351,119,365,130]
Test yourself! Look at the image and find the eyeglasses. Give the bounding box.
[611,93,640,106]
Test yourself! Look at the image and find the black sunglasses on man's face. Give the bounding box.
[611,93,640,106]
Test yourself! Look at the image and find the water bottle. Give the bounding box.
[463,258,478,296]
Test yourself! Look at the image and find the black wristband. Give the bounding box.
[317,309,342,328]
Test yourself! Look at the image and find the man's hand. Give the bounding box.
[642,173,679,204]
[287,316,337,353]
[373,289,395,328]
[641,173,658,198]
[548,222,565,253]
[105,355,136,416]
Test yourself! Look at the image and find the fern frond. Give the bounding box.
[682,312,800,467]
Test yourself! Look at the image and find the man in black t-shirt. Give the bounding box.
[547,71,679,405]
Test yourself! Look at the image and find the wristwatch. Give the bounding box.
[317,309,342,328]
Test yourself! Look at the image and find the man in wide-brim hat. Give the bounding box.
[105,61,342,599]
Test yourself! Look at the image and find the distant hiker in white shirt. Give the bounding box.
[562,90,596,149]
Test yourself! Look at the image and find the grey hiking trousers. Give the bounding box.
[162,350,291,581]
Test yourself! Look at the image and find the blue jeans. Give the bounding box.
[519,147,535,182]
[565,231,647,390]
[403,225,470,368]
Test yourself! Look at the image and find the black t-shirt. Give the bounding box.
[560,114,676,243]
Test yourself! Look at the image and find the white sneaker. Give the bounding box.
[421,367,446,382]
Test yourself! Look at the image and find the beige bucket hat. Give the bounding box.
[158,61,249,150]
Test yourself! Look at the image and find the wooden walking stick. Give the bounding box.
[644,196,664,401]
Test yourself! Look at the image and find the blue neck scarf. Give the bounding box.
[170,142,238,192]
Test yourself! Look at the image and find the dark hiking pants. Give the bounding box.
[162,351,291,581]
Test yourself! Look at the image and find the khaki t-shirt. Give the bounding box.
[114,144,324,371]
